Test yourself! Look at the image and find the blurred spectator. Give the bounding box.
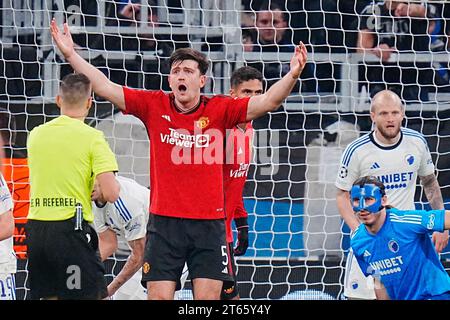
[242,28,256,52]
[358,1,438,102]
[254,1,291,52]
[302,0,346,93]
[338,0,373,51]
[104,1,173,90]
[250,0,317,93]
[117,2,172,51]
[427,2,450,91]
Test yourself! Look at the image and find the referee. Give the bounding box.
[26,73,120,300]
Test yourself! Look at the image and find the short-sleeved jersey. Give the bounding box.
[123,88,249,220]
[27,115,118,222]
[351,208,450,300]
[335,128,434,210]
[0,173,15,274]
[93,176,149,245]
[223,123,253,243]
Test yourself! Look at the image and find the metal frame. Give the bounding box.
[2,0,450,111]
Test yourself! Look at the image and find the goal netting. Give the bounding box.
[1,0,449,300]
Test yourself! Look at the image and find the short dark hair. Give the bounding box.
[0,108,16,145]
[59,73,92,105]
[230,66,263,89]
[352,176,386,197]
[257,0,285,12]
[168,48,210,75]
[256,0,287,22]
[242,28,256,41]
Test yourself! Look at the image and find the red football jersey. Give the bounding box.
[123,87,249,219]
[223,123,253,243]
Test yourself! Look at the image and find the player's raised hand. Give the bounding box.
[50,18,75,60]
[290,41,308,79]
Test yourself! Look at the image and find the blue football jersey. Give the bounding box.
[351,208,450,300]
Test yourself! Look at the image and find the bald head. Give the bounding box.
[370,90,404,114]
[370,90,405,143]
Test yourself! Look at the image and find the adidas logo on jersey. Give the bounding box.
[370,162,380,169]
[363,250,371,257]
[161,115,171,122]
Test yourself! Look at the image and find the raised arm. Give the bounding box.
[246,42,307,121]
[50,19,126,110]
[336,188,361,232]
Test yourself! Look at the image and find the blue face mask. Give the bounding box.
[350,184,383,214]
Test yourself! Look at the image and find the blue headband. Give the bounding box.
[350,183,383,214]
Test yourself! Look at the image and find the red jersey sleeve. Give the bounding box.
[234,199,248,219]
[223,96,250,129]
[122,87,163,122]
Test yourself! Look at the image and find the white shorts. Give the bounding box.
[0,273,16,300]
[112,264,189,300]
[343,249,376,300]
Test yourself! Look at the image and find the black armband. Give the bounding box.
[94,200,107,208]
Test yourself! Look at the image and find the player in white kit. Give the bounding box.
[0,173,15,300]
[335,90,446,299]
[92,175,188,300]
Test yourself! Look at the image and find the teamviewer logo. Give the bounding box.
[195,134,210,148]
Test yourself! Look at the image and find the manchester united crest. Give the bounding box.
[196,117,210,129]
[143,262,151,274]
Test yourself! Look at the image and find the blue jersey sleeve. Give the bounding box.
[389,209,445,234]
[350,226,373,277]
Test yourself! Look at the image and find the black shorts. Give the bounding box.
[142,214,233,288]
[221,242,239,300]
[26,219,107,300]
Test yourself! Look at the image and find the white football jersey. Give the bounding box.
[335,128,434,210]
[0,173,15,274]
[93,176,149,246]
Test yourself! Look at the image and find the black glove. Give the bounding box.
[233,217,249,256]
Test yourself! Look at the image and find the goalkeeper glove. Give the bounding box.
[233,217,249,256]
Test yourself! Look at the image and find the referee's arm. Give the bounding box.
[96,172,120,203]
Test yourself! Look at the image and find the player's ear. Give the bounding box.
[55,95,62,109]
[370,111,376,123]
[229,88,235,97]
[381,195,388,206]
[168,74,175,90]
[199,74,206,88]
[86,96,92,110]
